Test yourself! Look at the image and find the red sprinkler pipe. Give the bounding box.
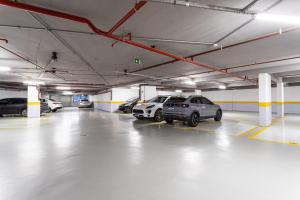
[108,1,147,34]
[0,0,254,83]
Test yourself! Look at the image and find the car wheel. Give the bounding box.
[21,109,27,117]
[154,109,163,122]
[52,109,57,112]
[188,112,199,127]
[135,116,143,120]
[214,109,222,121]
[165,118,173,124]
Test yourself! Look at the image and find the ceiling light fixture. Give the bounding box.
[23,81,45,85]
[218,85,226,90]
[0,66,11,71]
[63,91,73,95]
[130,86,139,90]
[184,80,196,85]
[175,90,182,93]
[256,13,300,25]
[56,86,71,90]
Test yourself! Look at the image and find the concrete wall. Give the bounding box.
[111,88,139,112]
[92,91,112,112]
[0,89,26,99]
[202,86,300,114]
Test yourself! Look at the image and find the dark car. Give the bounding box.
[119,97,139,113]
[162,95,222,127]
[0,98,49,117]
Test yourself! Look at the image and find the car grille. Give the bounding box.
[133,109,144,114]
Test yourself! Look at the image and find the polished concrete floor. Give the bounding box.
[0,108,300,200]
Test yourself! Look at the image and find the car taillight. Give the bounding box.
[182,104,189,108]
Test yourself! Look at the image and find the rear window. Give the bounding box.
[167,97,187,103]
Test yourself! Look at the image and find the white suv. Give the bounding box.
[132,95,170,122]
[41,98,63,112]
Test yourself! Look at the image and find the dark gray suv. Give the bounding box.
[162,96,222,127]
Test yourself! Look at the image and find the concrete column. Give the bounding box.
[27,85,40,118]
[195,89,202,95]
[276,78,284,117]
[259,73,272,126]
[140,85,157,102]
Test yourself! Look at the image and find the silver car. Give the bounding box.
[162,95,222,127]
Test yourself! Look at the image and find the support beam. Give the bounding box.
[276,78,284,117]
[195,89,202,95]
[140,85,156,102]
[259,73,272,126]
[27,85,40,118]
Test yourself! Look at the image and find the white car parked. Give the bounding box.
[132,95,170,122]
[41,98,63,112]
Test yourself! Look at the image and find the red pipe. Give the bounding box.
[0,0,253,83]
[108,1,147,34]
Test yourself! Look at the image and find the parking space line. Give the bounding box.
[237,126,259,137]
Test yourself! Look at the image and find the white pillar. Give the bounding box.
[140,85,157,102]
[259,73,272,126]
[276,78,284,117]
[27,85,40,118]
[195,89,202,95]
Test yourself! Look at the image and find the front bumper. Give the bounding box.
[132,108,154,118]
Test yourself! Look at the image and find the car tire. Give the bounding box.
[52,109,57,112]
[214,109,222,121]
[21,109,27,117]
[153,109,163,122]
[188,112,199,127]
[165,118,173,124]
[135,116,143,120]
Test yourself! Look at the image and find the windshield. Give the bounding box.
[167,97,187,103]
[126,97,138,103]
[147,96,168,103]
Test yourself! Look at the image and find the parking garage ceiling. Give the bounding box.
[0,0,300,92]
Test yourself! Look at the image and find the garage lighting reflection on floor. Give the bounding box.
[0,109,300,200]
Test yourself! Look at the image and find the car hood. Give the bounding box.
[134,103,159,109]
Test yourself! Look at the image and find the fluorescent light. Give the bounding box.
[131,86,139,90]
[175,90,182,93]
[0,66,11,71]
[63,91,73,95]
[56,86,71,90]
[184,80,196,85]
[256,13,300,25]
[218,85,226,90]
[23,81,45,85]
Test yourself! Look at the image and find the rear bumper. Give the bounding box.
[163,113,189,121]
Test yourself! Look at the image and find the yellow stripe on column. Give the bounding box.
[259,102,272,107]
[27,102,41,106]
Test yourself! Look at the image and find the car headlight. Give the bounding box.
[146,105,155,109]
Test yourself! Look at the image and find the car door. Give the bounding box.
[200,97,217,116]
[0,99,9,114]
[3,99,16,114]
[190,97,209,117]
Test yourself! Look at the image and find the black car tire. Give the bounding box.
[52,109,57,112]
[135,116,143,120]
[214,109,222,121]
[21,109,27,117]
[165,118,173,124]
[153,109,163,122]
[188,112,199,127]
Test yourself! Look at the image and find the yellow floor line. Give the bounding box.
[237,126,259,137]
[248,126,270,139]
[246,118,300,147]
